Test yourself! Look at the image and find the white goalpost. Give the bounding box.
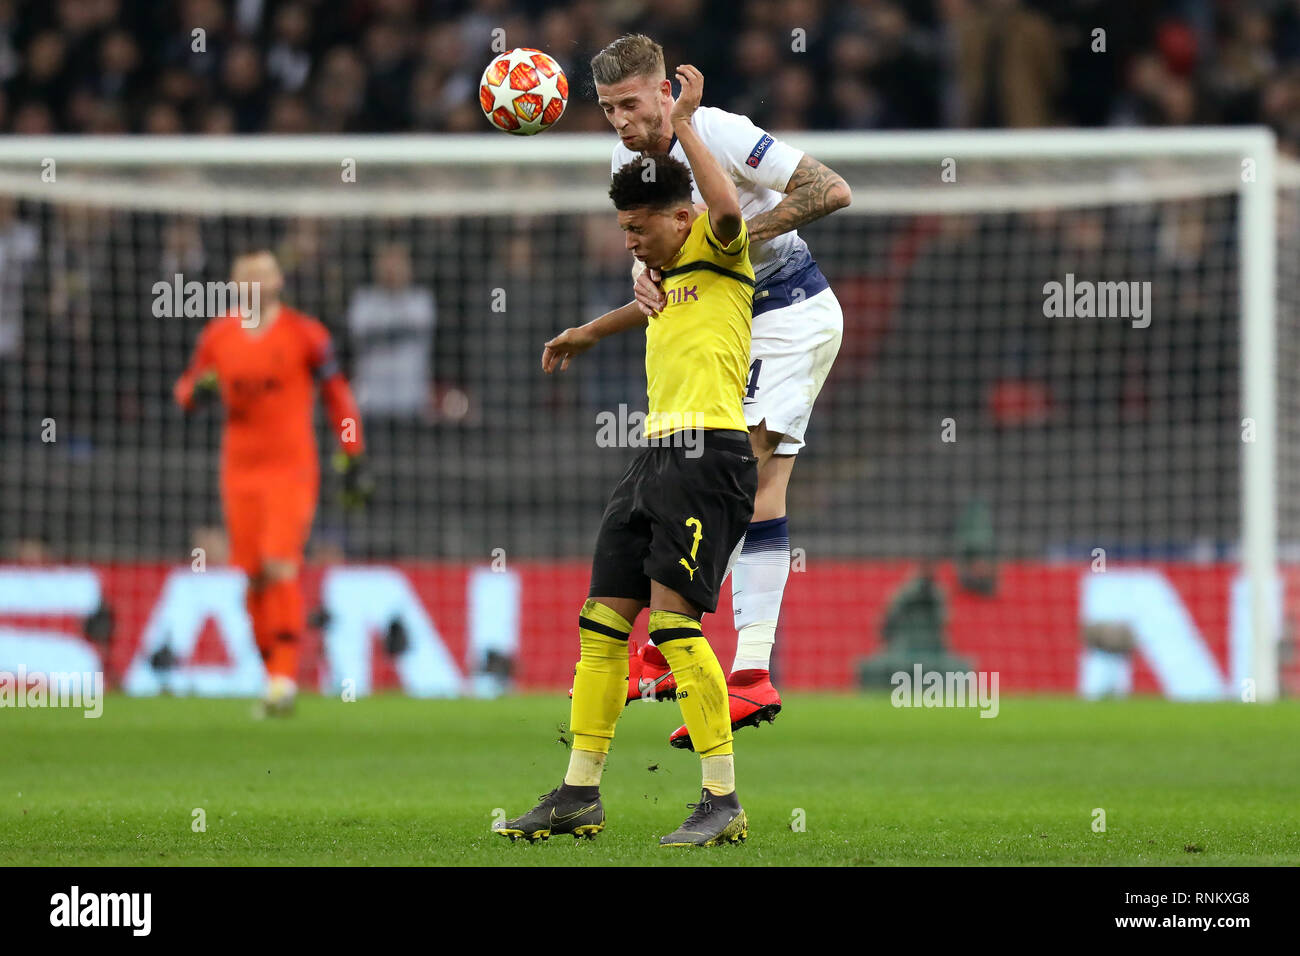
[0,128,1292,698]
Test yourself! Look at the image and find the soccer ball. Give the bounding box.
[478,48,569,135]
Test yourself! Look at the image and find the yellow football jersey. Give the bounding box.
[644,213,755,439]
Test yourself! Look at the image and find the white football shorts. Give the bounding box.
[742,286,843,456]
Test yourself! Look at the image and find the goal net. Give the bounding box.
[0,130,1294,700]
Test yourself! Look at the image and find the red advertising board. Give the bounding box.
[5,560,1295,696]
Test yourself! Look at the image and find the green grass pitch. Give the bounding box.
[3,694,1298,866]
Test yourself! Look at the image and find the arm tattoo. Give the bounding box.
[746,154,851,243]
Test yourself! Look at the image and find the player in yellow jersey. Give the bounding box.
[496,65,757,847]
[546,36,853,750]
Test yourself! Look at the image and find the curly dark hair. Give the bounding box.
[609,153,694,211]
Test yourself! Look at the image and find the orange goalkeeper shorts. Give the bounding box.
[221,469,318,576]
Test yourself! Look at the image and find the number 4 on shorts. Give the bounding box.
[746,359,762,400]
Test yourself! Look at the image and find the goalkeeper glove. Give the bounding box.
[333,452,374,511]
[177,369,219,413]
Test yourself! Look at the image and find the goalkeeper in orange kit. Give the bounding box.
[174,250,371,715]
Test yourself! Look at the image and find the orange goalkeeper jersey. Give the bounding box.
[174,305,363,478]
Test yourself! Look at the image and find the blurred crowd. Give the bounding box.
[0,0,1299,150]
[1,0,1296,564]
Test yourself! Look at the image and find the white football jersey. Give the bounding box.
[611,106,807,287]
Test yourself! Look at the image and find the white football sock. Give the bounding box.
[731,517,790,673]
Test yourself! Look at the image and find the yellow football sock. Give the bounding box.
[564,749,607,788]
[569,599,633,757]
[649,610,733,758]
[701,754,736,797]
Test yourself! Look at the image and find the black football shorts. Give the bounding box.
[588,428,758,614]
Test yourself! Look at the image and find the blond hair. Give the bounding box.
[590,34,665,85]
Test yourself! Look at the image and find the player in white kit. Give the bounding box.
[542,35,851,750]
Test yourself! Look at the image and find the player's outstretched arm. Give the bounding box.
[670,65,743,244]
[541,299,649,374]
[745,153,851,243]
